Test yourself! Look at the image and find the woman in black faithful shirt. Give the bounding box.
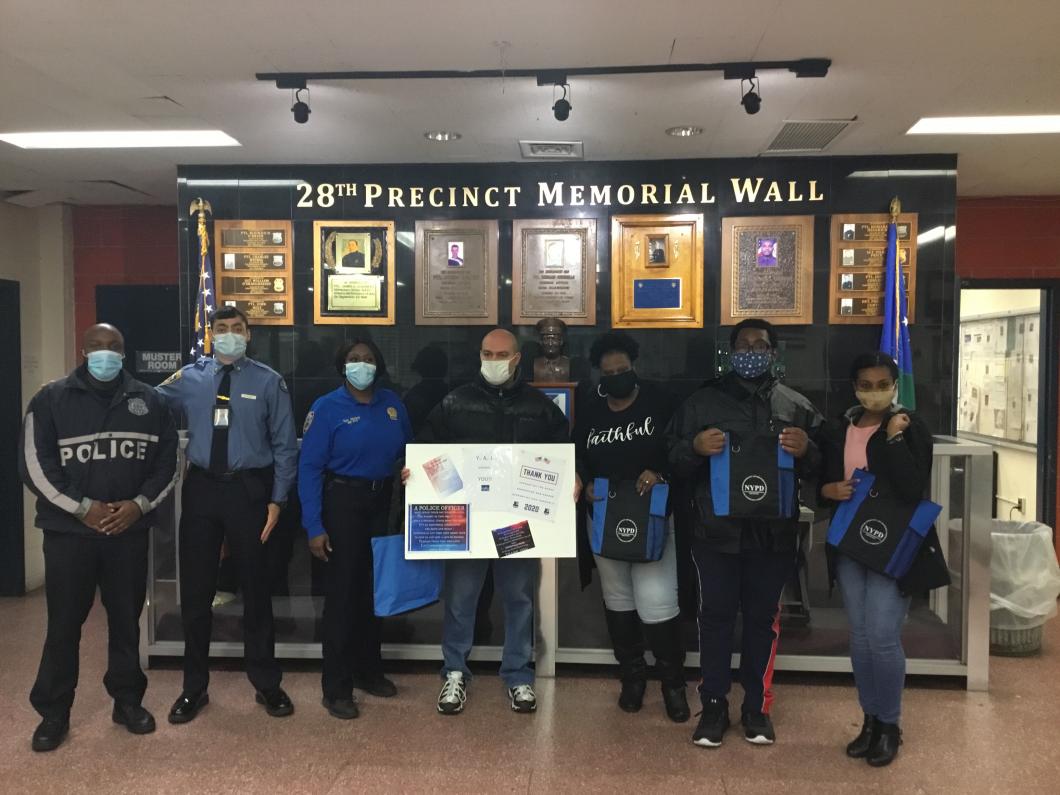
[573,332,689,723]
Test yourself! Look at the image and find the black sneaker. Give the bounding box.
[508,684,537,713]
[692,698,730,748]
[437,671,467,715]
[741,710,776,745]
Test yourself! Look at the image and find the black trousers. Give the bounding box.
[691,539,794,715]
[30,530,149,720]
[179,469,281,695]
[320,479,390,699]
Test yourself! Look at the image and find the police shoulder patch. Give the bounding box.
[303,411,315,433]
[160,369,183,386]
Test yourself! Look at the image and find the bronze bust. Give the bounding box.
[533,317,570,382]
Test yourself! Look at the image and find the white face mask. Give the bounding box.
[481,359,512,386]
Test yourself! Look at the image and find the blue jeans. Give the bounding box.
[835,553,912,724]
[440,557,539,688]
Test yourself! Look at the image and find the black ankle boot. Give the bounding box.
[604,609,648,713]
[643,616,691,723]
[867,721,902,767]
[846,714,878,758]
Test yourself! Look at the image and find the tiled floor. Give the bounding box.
[0,591,1057,794]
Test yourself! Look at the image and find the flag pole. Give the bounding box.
[190,198,214,357]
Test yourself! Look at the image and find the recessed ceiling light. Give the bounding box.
[0,130,240,148]
[666,126,703,137]
[907,115,1060,135]
[424,130,461,142]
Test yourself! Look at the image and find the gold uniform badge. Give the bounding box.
[387,406,398,421]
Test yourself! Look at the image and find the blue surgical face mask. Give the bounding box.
[85,350,124,382]
[731,350,772,380]
[213,332,247,359]
[345,361,377,390]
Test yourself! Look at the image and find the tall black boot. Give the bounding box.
[603,609,647,713]
[643,616,691,723]
[866,721,902,767]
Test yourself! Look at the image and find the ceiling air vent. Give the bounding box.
[519,140,584,160]
[764,119,855,153]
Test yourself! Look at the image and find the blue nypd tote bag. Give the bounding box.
[709,431,796,519]
[826,468,942,580]
[590,478,670,562]
[371,534,444,617]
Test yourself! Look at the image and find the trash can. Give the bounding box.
[989,521,1060,656]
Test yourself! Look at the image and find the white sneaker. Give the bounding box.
[437,671,466,715]
[508,684,537,713]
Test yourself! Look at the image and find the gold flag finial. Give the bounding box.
[190,198,212,257]
[889,196,901,221]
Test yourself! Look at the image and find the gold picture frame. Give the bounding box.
[610,213,704,329]
[312,220,396,325]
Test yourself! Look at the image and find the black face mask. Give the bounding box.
[599,369,638,399]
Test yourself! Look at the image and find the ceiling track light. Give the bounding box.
[291,87,311,124]
[258,58,830,85]
[552,83,572,122]
[740,76,762,115]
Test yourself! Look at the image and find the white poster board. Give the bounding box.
[404,443,577,559]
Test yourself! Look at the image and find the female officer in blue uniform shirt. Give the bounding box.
[298,339,412,720]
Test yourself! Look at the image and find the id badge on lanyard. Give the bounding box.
[213,399,230,428]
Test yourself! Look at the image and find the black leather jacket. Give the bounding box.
[816,406,951,595]
[666,372,823,553]
[417,374,569,444]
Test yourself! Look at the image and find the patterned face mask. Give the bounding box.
[731,351,772,379]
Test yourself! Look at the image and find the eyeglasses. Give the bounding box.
[733,342,771,355]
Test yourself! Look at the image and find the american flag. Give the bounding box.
[191,205,215,359]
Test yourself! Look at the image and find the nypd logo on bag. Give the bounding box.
[859,519,888,545]
[741,475,768,502]
[615,518,638,543]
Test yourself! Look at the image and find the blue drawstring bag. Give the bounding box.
[709,431,796,519]
[371,534,444,617]
[590,478,670,562]
[826,468,942,579]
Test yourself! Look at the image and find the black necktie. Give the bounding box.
[209,364,234,474]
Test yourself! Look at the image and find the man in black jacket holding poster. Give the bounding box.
[415,328,569,717]
[19,323,178,752]
[667,319,822,749]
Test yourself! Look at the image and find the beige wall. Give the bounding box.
[0,203,76,590]
[959,288,1042,522]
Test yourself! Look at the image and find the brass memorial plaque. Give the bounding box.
[720,215,814,325]
[414,220,499,325]
[221,228,287,247]
[829,212,918,325]
[512,218,596,326]
[214,220,294,326]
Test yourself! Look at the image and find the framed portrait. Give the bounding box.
[720,215,814,326]
[828,212,918,325]
[415,220,499,325]
[313,220,396,325]
[610,214,704,329]
[511,218,596,326]
[213,219,294,326]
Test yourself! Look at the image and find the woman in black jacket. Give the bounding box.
[817,352,950,768]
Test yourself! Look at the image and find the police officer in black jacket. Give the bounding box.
[19,324,178,752]
[667,319,823,749]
